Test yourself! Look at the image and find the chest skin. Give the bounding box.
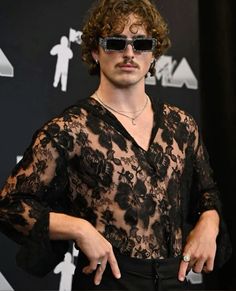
[108,102,154,152]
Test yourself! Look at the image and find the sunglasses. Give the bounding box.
[99,37,157,52]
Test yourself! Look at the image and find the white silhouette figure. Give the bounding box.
[50,36,73,92]
[54,252,76,291]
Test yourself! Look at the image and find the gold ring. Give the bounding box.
[182,254,191,263]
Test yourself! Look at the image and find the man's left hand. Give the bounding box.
[178,210,220,281]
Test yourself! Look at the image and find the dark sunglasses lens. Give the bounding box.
[133,39,153,51]
[106,39,126,50]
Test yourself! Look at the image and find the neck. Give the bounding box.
[95,84,147,112]
[93,90,149,125]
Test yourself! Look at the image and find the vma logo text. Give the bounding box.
[0,49,14,77]
[146,55,198,90]
[0,272,14,291]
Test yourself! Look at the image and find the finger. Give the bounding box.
[202,264,211,274]
[178,259,189,281]
[82,259,99,275]
[192,258,205,273]
[82,265,92,274]
[94,259,107,286]
[108,251,121,279]
[203,257,214,273]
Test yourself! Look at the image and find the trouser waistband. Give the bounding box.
[113,247,182,277]
[73,248,187,290]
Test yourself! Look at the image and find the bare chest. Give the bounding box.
[113,109,154,151]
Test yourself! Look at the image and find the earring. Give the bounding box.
[149,59,156,76]
[95,59,99,64]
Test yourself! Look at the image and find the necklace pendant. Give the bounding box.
[132,119,136,125]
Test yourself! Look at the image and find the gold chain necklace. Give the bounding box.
[94,91,149,125]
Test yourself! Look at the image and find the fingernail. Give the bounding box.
[179,276,185,281]
[95,280,100,286]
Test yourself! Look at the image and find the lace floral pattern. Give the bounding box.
[0,96,222,260]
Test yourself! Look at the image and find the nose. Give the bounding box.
[123,43,135,58]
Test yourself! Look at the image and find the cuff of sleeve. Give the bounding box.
[16,209,69,277]
[214,219,232,269]
[198,199,232,268]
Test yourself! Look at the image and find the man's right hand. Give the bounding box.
[49,213,121,286]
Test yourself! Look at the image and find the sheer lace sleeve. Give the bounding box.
[189,119,232,267]
[0,119,73,275]
[191,123,222,214]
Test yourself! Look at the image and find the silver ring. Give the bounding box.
[182,254,191,263]
[97,260,102,265]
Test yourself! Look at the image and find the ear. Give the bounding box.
[92,50,99,63]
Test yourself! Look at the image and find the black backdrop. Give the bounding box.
[0,0,234,290]
[199,1,236,290]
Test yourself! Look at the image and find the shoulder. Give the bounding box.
[31,97,92,141]
[45,97,91,126]
[60,97,91,116]
[161,101,199,131]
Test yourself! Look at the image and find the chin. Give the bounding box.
[104,72,142,88]
[114,81,138,88]
[115,77,142,87]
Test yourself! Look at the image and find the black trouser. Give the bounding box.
[72,248,189,291]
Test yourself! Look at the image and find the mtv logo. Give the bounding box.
[145,55,198,90]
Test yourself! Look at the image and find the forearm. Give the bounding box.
[49,212,88,241]
[49,211,121,284]
[198,209,220,239]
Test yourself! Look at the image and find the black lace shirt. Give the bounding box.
[0,96,222,263]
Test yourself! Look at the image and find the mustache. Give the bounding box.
[116,59,140,68]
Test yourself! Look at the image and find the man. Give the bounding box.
[0,0,231,290]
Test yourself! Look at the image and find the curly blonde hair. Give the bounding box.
[81,0,171,75]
